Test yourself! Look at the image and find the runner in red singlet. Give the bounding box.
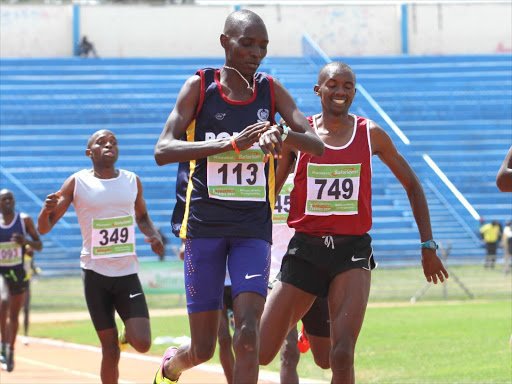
[259,61,448,384]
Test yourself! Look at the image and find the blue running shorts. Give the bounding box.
[183,237,271,314]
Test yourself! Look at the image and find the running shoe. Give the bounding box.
[153,346,179,384]
[5,348,14,372]
[297,323,310,353]
[118,324,128,351]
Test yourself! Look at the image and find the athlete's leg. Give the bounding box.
[115,274,151,353]
[308,334,331,369]
[230,292,265,383]
[96,328,121,384]
[124,317,151,352]
[163,310,221,380]
[162,238,227,381]
[302,296,331,369]
[6,292,24,348]
[280,325,300,384]
[218,302,235,384]
[259,281,316,366]
[23,283,30,338]
[328,268,371,384]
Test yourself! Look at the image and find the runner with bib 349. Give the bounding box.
[37,130,164,384]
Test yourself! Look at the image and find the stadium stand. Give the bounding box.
[1,53,511,274]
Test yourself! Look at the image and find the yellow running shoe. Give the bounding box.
[118,324,128,351]
[153,346,179,384]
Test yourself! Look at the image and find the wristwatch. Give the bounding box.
[421,240,438,249]
[277,123,290,141]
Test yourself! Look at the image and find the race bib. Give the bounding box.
[273,182,293,224]
[91,215,136,259]
[306,163,361,216]
[0,241,23,267]
[207,145,267,202]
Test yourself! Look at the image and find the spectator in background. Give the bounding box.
[501,220,512,274]
[480,220,502,269]
[496,145,512,192]
[78,36,99,58]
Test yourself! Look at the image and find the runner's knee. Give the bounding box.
[130,335,151,353]
[330,339,355,369]
[190,339,216,364]
[233,323,258,354]
[313,353,330,370]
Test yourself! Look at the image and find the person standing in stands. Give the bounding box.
[152,9,324,384]
[259,61,448,384]
[480,220,502,269]
[0,189,42,372]
[37,130,164,384]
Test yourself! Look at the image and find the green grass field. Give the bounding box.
[28,301,511,383]
[26,265,511,383]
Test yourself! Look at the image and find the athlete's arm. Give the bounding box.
[13,215,43,251]
[370,121,448,284]
[273,79,324,158]
[154,75,268,165]
[134,176,164,256]
[496,145,512,192]
[275,142,297,197]
[37,175,75,235]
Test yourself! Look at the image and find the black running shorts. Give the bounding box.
[81,269,149,331]
[302,296,330,338]
[1,268,28,296]
[280,232,376,298]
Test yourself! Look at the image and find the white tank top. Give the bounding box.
[270,173,295,281]
[73,169,139,277]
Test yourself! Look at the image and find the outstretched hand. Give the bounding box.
[144,235,164,257]
[421,249,449,284]
[42,191,61,213]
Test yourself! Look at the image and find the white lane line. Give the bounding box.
[16,356,133,384]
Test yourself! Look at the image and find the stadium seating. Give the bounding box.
[1,54,510,274]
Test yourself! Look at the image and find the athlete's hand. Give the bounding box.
[11,232,27,246]
[259,125,283,163]
[42,191,61,213]
[234,122,270,152]
[421,249,449,284]
[145,235,164,256]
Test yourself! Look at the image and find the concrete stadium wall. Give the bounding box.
[0,3,510,57]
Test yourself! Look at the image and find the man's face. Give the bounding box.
[0,191,15,214]
[315,67,356,115]
[223,21,269,77]
[86,131,119,165]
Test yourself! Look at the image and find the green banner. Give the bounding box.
[93,216,133,229]
[307,200,358,213]
[0,243,19,250]
[92,243,134,256]
[273,213,288,224]
[308,164,361,178]
[139,261,185,294]
[209,149,264,163]
[209,185,265,199]
[280,183,294,194]
[0,257,21,265]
